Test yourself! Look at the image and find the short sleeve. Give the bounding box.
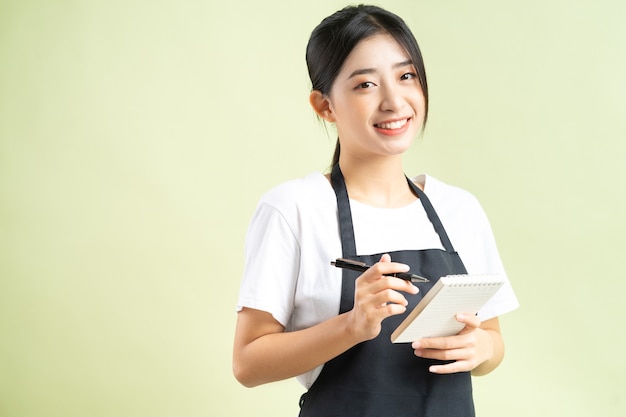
[458,197,519,320]
[236,201,300,327]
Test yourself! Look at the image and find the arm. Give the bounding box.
[411,315,504,376]
[233,254,419,387]
[233,307,360,387]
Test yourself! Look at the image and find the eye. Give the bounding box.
[356,81,376,89]
[400,72,417,81]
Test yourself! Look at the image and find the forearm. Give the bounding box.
[234,260,419,387]
[233,310,362,387]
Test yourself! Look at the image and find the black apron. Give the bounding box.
[298,164,474,417]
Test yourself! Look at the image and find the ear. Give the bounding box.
[309,90,336,122]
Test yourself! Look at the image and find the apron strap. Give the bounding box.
[404,177,457,253]
[330,164,458,256]
[331,164,358,256]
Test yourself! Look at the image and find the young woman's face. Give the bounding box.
[326,33,426,161]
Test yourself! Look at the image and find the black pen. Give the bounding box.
[331,258,429,283]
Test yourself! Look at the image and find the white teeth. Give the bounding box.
[376,119,408,129]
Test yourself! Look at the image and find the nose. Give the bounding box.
[379,83,405,112]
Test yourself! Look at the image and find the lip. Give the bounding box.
[373,117,412,136]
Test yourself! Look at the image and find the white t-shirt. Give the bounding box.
[237,172,519,388]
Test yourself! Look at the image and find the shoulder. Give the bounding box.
[412,174,495,246]
[252,172,337,234]
[260,172,333,208]
[414,174,485,215]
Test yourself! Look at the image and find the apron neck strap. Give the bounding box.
[330,164,457,256]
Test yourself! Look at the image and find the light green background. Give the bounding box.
[1,0,624,416]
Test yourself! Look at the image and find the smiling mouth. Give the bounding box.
[374,118,409,130]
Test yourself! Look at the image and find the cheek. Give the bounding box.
[412,97,427,121]
[332,103,360,126]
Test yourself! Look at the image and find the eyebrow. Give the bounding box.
[347,60,414,79]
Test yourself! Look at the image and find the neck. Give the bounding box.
[337,155,417,208]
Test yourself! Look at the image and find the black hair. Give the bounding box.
[305,4,429,167]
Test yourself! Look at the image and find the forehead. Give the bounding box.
[339,33,411,74]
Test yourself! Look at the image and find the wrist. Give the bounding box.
[340,310,377,345]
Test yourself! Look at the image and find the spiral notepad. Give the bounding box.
[390,275,505,343]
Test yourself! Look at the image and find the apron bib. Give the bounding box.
[298,165,474,417]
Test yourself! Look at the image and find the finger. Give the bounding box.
[356,255,417,294]
[356,280,411,306]
[354,291,409,322]
[412,333,471,351]
[413,343,468,360]
[428,360,473,374]
[366,275,419,296]
[456,313,481,330]
[358,262,414,291]
[371,261,410,276]
[376,301,409,318]
[376,253,409,273]
[370,287,409,307]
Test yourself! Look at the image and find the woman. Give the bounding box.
[233,5,519,416]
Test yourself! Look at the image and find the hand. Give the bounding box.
[346,254,419,342]
[411,313,495,374]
